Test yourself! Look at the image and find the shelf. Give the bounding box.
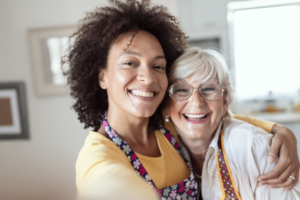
[249,112,300,124]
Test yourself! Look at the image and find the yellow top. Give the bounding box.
[76,115,274,199]
[135,131,191,189]
[76,130,190,199]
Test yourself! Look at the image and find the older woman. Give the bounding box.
[166,47,300,199]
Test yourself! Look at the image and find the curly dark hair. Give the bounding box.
[63,0,188,131]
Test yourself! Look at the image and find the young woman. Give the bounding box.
[63,0,299,199]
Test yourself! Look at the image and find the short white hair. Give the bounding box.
[168,47,234,117]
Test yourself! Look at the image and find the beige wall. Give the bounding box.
[0,0,177,200]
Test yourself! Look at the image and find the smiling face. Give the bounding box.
[99,30,168,119]
[169,76,227,140]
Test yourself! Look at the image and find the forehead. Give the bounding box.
[111,30,164,55]
[174,76,218,85]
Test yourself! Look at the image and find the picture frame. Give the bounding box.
[27,25,77,97]
[0,82,30,139]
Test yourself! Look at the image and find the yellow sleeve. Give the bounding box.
[76,131,158,200]
[233,114,275,133]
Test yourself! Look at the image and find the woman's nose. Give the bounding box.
[137,65,156,84]
[188,89,205,107]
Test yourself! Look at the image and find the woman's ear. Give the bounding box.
[99,70,107,89]
[222,96,228,116]
[162,106,170,122]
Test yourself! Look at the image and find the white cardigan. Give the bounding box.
[182,118,300,200]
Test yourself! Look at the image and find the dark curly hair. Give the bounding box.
[63,0,188,131]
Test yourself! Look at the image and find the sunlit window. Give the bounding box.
[228,3,300,101]
[42,37,74,85]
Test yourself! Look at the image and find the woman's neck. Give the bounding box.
[98,107,161,157]
[179,129,217,175]
[106,108,150,144]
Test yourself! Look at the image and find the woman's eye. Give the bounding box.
[124,62,135,66]
[154,65,165,70]
[175,89,188,93]
[202,88,215,91]
[201,87,217,94]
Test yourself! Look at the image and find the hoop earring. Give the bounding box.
[165,116,170,122]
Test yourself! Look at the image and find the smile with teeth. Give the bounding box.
[184,113,208,120]
[131,90,154,97]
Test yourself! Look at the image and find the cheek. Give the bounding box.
[115,70,135,86]
[159,74,168,91]
[169,100,184,120]
[211,101,226,118]
[220,96,227,116]
[222,104,227,116]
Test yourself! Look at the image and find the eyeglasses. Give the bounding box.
[168,83,225,101]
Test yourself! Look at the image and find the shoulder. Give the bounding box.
[76,131,132,190]
[223,119,273,157]
[224,118,272,143]
[222,119,277,185]
[77,131,159,199]
[77,131,128,162]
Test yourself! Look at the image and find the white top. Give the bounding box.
[182,118,300,200]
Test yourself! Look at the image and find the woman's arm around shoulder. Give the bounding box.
[227,123,300,200]
[233,114,300,190]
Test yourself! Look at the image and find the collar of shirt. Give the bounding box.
[179,120,223,173]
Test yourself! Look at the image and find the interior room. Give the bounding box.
[0,0,299,199]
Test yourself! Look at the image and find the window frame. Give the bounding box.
[227,0,300,112]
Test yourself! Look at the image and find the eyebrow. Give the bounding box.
[120,51,141,57]
[177,79,218,85]
[178,79,188,83]
[120,51,166,60]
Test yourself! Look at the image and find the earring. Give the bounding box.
[165,116,170,122]
[222,115,225,121]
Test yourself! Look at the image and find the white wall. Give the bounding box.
[0,1,177,200]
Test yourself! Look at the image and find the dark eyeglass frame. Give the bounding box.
[168,83,225,101]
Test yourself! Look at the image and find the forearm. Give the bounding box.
[233,114,274,133]
[271,124,297,142]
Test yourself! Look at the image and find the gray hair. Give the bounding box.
[168,47,234,117]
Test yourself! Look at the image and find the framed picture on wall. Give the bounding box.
[0,82,29,139]
[28,25,76,97]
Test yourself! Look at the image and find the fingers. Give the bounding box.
[257,158,287,181]
[258,164,292,186]
[261,170,298,192]
[257,162,299,191]
[267,136,282,163]
[258,125,300,191]
[284,170,299,192]
[258,135,293,182]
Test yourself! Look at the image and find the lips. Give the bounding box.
[128,89,158,102]
[131,90,155,97]
[183,113,209,122]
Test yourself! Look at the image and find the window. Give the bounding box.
[228,1,300,103]
[42,37,74,86]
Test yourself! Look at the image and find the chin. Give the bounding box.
[187,134,203,139]
[133,109,156,118]
[180,129,204,139]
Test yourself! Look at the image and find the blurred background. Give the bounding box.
[0,0,299,199]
